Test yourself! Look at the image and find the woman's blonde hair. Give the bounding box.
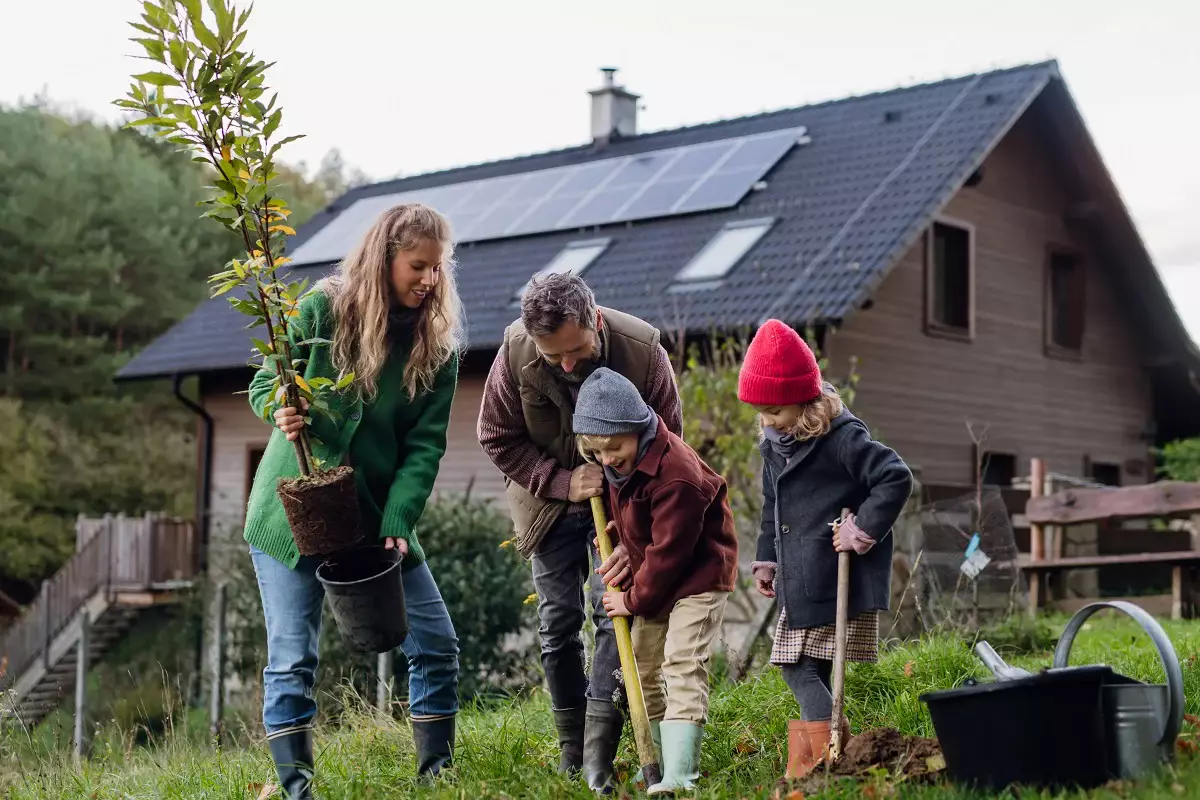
[323,203,464,400]
[787,384,845,440]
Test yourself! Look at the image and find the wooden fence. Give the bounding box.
[0,513,196,693]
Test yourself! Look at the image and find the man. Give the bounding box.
[478,273,683,791]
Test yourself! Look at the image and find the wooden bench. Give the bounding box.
[1021,459,1200,620]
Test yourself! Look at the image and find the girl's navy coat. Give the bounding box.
[757,408,913,630]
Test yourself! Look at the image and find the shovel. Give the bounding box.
[828,508,852,762]
[590,495,663,787]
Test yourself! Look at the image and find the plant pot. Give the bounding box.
[277,465,364,555]
[316,545,408,653]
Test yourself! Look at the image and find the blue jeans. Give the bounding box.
[250,547,460,733]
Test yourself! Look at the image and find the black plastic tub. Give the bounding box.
[920,665,1114,791]
[316,546,408,653]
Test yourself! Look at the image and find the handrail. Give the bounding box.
[0,514,195,694]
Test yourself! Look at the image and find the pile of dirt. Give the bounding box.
[780,728,946,796]
[830,727,944,778]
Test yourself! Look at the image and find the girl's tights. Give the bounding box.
[781,656,833,721]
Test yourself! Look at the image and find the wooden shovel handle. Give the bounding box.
[829,508,852,761]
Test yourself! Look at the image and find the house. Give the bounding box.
[116,61,1200,558]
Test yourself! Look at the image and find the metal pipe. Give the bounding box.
[172,372,213,709]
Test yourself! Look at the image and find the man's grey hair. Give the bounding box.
[521,272,599,337]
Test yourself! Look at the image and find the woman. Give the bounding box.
[244,203,464,798]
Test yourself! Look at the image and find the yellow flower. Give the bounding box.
[523,593,538,606]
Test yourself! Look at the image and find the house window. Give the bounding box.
[1046,250,1085,354]
[926,221,973,337]
[1086,459,1121,487]
[669,218,774,290]
[980,451,1016,487]
[245,446,267,503]
[514,238,610,301]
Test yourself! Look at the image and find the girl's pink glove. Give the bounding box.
[750,561,777,598]
[833,514,876,554]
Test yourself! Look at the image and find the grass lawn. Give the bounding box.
[2,613,1198,799]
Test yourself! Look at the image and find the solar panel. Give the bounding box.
[288,126,807,265]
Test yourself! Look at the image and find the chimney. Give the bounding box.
[589,67,639,143]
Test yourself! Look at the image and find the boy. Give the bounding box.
[573,367,739,794]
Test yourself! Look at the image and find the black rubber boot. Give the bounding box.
[267,727,315,800]
[553,706,587,774]
[583,698,625,794]
[412,715,456,780]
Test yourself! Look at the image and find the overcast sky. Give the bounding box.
[4,0,1197,343]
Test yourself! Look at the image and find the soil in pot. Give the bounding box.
[277,465,363,555]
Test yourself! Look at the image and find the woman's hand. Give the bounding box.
[273,397,310,442]
[594,522,631,588]
[832,514,875,554]
[751,561,777,598]
[602,590,631,618]
[384,538,409,559]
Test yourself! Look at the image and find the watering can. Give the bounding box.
[1053,600,1186,781]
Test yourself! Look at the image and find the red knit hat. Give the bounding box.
[738,319,823,406]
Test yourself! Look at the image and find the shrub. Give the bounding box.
[225,492,536,721]
[1161,437,1200,482]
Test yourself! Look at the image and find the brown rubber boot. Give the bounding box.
[785,720,817,780]
[801,718,852,770]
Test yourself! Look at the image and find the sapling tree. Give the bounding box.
[116,0,361,553]
[116,0,350,477]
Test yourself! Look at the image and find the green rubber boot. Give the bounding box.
[634,719,663,785]
[647,721,703,795]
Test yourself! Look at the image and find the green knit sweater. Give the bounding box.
[243,288,458,570]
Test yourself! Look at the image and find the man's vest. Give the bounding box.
[502,307,661,558]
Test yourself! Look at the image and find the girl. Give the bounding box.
[245,204,464,798]
[738,319,912,780]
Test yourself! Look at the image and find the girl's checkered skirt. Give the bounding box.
[769,608,879,664]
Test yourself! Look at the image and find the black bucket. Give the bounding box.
[316,546,408,653]
[920,664,1115,790]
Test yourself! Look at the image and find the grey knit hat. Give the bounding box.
[573,367,654,436]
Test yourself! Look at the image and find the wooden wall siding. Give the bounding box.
[201,374,507,539]
[204,389,271,541]
[826,112,1153,487]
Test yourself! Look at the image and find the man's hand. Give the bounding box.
[384,538,409,558]
[568,463,604,503]
[594,523,631,588]
[602,590,631,618]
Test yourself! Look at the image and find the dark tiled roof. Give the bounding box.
[119,62,1057,380]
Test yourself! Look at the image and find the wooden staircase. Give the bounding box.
[0,514,197,729]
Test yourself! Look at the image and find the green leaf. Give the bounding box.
[168,38,187,72]
[295,337,331,347]
[263,108,282,140]
[126,116,174,128]
[211,278,241,297]
[209,0,233,40]
[132,71,181,87]
[129,21,157,35]
[179,0,202,21]
[252,338,274,357]
[132,37,167,62]
[191,15,220,50]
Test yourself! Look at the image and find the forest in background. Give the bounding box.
[0,98,367,603]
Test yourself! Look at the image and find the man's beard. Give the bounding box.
[551,359,598,384]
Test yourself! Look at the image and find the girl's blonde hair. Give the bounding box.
[323,203,464,400]
[786,384,845,440]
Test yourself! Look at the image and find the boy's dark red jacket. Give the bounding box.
[605,416,739,619]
